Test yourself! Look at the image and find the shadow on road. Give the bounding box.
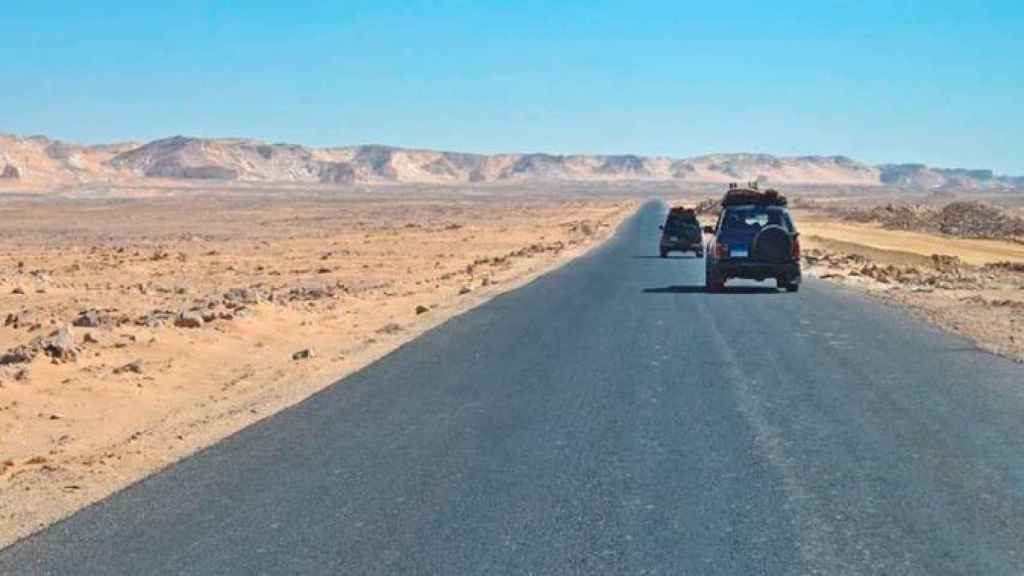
[631,255,702,260]
[643,285,781,295]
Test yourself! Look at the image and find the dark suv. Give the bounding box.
[704,185,801,292]
[659,207,703,258]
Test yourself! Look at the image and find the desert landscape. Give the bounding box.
[794,198,1024,362]
[0,183,636,547]
[3,133,1023,192]
[2,132,1024,549]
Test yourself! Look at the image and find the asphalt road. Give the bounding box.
[3,200,1024,575]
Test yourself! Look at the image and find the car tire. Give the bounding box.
[706,267,723,292]
[660,249,668,258]
[696,250,704,258]
[778,277,799,292]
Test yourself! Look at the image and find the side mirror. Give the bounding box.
[702,225,715,234]
[658,225,664,230]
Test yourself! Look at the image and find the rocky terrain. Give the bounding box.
[834,201,1024,241]
[803,247,1024,362]
[3,133,1022,191]
[791,200,1024,363]
[0,189,635,547]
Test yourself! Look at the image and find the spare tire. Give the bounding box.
[751,225,793,264]
[680,224,702,245]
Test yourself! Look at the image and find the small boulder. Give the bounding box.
[113,360,143,375]
[292,348,315,361]
[72,310,103,328]
[174,310,204,328]
[40,328,78,363]
[0,344,37,365]
[415,305,429,315]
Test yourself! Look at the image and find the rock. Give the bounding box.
[292,348,315,361]
[83,332,100,344]
[415,305,429,315]
[0,164,19,179]
[113,360,143,375]
[174,310,204,328]
[72,310,103,328]
[40,328,78,363]
[137,310,173,328]
[2,328,79,364]
[0,344,38,365]
[13,367,29,381]
[458,286,472,295]
[11,287,25,295]
[201,311,218,323]
[285,285,333,302]
[223,287,264,306]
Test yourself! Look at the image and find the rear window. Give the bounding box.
[720,206,793,233]
[665,213,698,228]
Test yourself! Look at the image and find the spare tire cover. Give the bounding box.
[751,225,792,264]
[681,225,702,244]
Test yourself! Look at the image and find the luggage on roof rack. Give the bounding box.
[721,186,787,207]
[667,205,696,215]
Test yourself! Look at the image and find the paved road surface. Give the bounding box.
[3,201,1024,574]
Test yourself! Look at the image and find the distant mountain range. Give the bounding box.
[1,133,1021,190]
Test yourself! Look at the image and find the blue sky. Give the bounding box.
[2,1,1022,173]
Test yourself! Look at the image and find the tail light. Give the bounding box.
[791,236,801,261]
[715,243,729,259]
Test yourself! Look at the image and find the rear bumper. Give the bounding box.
[660,239,702,251]
[716,260,801,282]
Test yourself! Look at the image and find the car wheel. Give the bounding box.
[778,277,799,292]
[660,249,668,258]
[706,268,723,292]
[696,250,704,258]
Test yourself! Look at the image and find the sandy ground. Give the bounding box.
[795,211,1024,266]
[0,190,636,548]
[791,209,1024,363]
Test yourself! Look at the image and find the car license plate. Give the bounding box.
[730,246,749,258]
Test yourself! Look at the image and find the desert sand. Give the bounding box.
[791,203,1024,363]
[0,188,636,547]
[3,179,1024,549]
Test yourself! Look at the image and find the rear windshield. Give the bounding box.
[665,213,698,229]
[719,206,793,233]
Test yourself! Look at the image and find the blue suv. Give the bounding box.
[704,184,802,292]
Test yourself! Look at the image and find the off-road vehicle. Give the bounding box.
[658,206,703,258]
[704,183,801,292]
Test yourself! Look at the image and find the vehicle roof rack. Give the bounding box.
[667,205,696,214]
[721,186,787,207]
